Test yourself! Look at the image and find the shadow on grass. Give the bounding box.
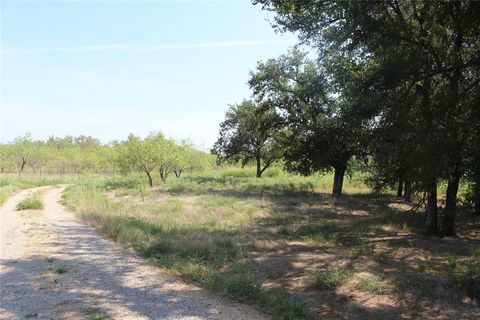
[75,177,480,319]
[79,212,420,320]
[0,224,249,320]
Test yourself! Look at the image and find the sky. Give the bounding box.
[0,0,297,150]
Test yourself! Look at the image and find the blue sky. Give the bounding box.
[0,0,296,149]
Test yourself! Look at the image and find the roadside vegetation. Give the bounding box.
[16,192,44,210]
[62,168,480,319]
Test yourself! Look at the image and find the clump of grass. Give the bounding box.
[54,267,68,274]
[418,262,432,273]
[215,270,310,320]
[219,272,262,301]
[354,273,392,294]
[471,247,480,262]
[267,214,304,226]
[103,177,141,190]
[311,268,352,290]
[16,194,43,210]
[292,223,338,244]
[260,289,310,320]
[446,253,458,272]
[84,308,110,320]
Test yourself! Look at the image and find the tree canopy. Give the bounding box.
[213,100,284,177]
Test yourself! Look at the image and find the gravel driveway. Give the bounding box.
[0,186,267,320]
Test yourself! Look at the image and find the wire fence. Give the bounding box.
[0,170,117,180]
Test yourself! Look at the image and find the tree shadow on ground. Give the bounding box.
[242,192,480,319]
[0,222,259,320]
[91,179,480,319]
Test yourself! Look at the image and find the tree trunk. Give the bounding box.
[425,180,439,236]
[404,178,412,201]
[442,6,462,233]
[146,171,153,188]
[174,169,182,178]
[397,174,404,197]
[20,159,27,172]
[159,165,168,182]
[332,164,346,197]
[256,155,262,178]
[474,182,480,216]
[475,196,480,217]
[443,169,461,236]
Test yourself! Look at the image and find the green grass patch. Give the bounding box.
[54,267,68,274]
[354,274,393,294]
[292,223,338,244]
[16,194,43,210]
[471,247,480,262]
[84,308,110,320]
[311,268,352,290]
[215,270,310,320]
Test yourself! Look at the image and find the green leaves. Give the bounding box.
[213,100,284,177]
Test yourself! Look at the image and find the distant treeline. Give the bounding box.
[0,133,213,186]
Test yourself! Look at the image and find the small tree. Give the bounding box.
[171,141,213,178]
[249,49,365,195]
[213,100,284,177]
[116,133,166,187]
[157,139,177,182]
[12,134,35,175]
[0,145,16,173]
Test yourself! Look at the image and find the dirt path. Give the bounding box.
[0,186,267,320]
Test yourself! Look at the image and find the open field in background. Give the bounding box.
[57,167,480,320]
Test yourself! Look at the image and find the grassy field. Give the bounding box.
[56,168,480,319]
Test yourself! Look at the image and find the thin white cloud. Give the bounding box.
[2,39,296,54]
